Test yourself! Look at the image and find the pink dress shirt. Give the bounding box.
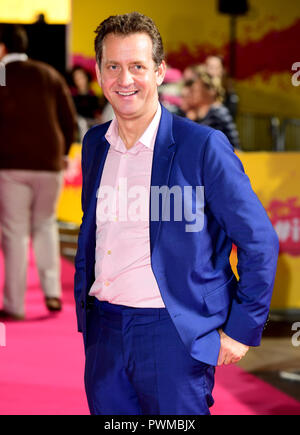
[89,104,165,307]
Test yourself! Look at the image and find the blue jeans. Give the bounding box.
[84,301,215,415]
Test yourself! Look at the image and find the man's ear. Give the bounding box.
[0,43,7,60]
[95,62,102,87]
[156,60,167,86]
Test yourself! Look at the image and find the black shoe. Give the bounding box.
[45,297,62,312]
[0,309,25,321]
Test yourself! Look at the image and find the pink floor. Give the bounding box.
[0,249,300,415]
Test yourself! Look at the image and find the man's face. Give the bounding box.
[180,86,193,112]
[189,79,213,108]
[205,56,223,78]
[96,32,166,121]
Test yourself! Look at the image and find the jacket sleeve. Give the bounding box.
[203,130,279,346]
[73,135,88,333]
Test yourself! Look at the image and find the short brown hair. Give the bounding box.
[94,12,164,68]
[0,24,28,53]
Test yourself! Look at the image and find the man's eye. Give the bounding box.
[134,65,143,70]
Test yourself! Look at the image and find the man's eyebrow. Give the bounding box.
[103,60,119,65]
[103,59,146,65]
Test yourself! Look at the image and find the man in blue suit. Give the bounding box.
[74,12,279,415]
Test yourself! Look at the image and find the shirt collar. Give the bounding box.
[105,103,162,153]
[1,53,28,65]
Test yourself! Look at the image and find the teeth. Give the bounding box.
[117,91,137,96]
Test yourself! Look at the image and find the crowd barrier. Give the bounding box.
[236,114,300,152]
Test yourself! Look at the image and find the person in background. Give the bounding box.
[178,81,196,118]
[0,24,77,320]
[158,65,182,114]
[181,65,240,149]
[70,65,103,121]
[182,64,199,82]
[205,55,239,120]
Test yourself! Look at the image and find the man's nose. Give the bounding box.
[118,68,134,87]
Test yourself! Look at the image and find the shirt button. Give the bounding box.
[107,250,111,255]
[104,281,110,287]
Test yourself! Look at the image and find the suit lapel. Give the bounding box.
[85,135,110,224]
[150,106,176,254]
[83,135,110,288]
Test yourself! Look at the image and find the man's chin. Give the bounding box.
[113,105,142,120]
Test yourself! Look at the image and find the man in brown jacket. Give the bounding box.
[0,24,77,319]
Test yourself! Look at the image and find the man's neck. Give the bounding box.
[116,101,159,150]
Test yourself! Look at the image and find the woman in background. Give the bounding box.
[70,66,103,121]
[180,65,240,149]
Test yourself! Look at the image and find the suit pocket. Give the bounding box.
[203,275,237,315]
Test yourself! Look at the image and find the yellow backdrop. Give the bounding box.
[0,0,71,24]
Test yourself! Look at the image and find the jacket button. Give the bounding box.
[80,300,84,309]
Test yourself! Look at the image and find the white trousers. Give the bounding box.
[0,170,63,316]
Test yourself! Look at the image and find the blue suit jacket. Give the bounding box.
[74,105,279,366]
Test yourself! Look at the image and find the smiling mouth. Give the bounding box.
[116,91,138,96]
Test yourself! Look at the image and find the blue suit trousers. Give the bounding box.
[84,301,215,415]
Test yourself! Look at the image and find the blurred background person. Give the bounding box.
[205,55,239,120]
[182,64,199,82]
[69,65,103,121]
[0,24,77,320]
[178,81,196,119]
[181,65,240,149]
[69,65,104,140]
[158,65,182,114]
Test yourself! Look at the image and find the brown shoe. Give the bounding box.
[0,309,25,321]
[45,297,62,312]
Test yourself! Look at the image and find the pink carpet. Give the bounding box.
[0,248,300,415]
